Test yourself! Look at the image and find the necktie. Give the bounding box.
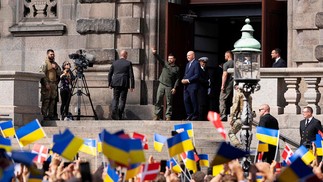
[305,119,309,127]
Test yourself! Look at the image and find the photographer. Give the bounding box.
[59,61,75,120]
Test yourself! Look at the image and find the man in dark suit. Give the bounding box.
[108,50,135,120]
[181,51,200,120]
[271,48,287,67]
[258,104,279,163]
[300,106,323,148]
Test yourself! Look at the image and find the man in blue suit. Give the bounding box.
[181,51,200,120]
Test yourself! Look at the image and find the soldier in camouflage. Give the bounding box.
[39,49,61,120]
[228,84,254,147]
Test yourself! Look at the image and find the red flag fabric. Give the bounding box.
[31,143,48,163]
[133,132,148,150]
[319,130,323,138]
[207,111,226,140]
[138,162,160,182]
[257,152,263,163]
[181,151,199,162]
[281,143,293,165]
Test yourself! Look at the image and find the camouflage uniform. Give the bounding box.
[228,89,253,147]
[39,58,61,119]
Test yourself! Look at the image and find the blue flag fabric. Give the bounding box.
[11,151,37,166]
[211,142,248,165]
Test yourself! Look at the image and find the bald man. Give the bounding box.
[108,50,135,120]
[181,51,200,120]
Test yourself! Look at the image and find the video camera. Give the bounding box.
[68,49,95,71]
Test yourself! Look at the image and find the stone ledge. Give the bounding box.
[76,19,116,34]
[79,0,114,3]
[9,24,66,37]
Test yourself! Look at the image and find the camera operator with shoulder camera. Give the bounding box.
[59,61,75,120]
[300,106,323,149]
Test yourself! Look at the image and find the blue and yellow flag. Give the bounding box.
[52,129,83,161]
[184,151,197,173]
[128,139,145,164]
[256,126,279,146]
[289,145,315,165]
[98,133,102,153]
[167,158,182,173]
[154,133,167,152]
[15,119,46,147]
[0,164,14,182]
[174,123,194,138]
[278,157,319,182]
[212,164,224,176]
[167,131,194,157]
[79,138,97,156]
[211,142,248,165]
[0,136,11,152]
[0,120,15,138]
[11,151,37,166]
[104,165,119,182]
[125,163,141,180]
[198,154,209,167]
[101,130,130,166]
[257,141,269,152]
[315,134,323,156]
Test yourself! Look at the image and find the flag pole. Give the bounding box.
[180,154,193,179]
[273,130,280,161]
[254,140,259,163]
[172,157,191,181]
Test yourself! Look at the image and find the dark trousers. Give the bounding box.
[184,88,198,120]
[112,86,128,119]
[60,89,71,117]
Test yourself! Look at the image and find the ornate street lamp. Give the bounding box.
[232,18,261,175]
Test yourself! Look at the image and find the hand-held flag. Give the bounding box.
[15,119,46,147]
[207,111,226,140]
[0,120,15,138]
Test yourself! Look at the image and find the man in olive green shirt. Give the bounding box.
[152,48,180,121]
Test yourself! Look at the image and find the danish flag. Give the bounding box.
[137,162,160,182]
[31,143,48,163]
[257,152,263,163]
[207,111,227,140]
[133,132,148,150]
[281,144,293,165]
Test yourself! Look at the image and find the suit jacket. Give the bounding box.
[183,59,200,90]
[300,117,323,146]
[258,113,279,163]
[272,58,287,68]
[108,58,135,89]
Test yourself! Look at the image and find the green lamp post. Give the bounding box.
[232,18,261,176]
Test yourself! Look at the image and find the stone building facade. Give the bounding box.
[0,0,323,123]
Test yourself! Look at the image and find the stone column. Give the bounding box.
[284,77,301,114]
[0,71,43,126]
[304,77,320,114]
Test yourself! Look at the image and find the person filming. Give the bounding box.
[59,61,75,120]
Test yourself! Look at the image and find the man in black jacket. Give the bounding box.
[271,48,287,67]
[108,50,135,120]
[258,104,279,163]
[300,106,323,148]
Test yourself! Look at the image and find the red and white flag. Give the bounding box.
[207,111,226,140]
[319,130,323,138]
[257,152,263,163]
[31,143,48,163]
[137,162,160,182]
[281,143,293,165]
[133,132,148,150]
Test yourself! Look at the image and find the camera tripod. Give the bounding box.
[69,70,98,120]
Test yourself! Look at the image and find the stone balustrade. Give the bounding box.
[252,68,323,116]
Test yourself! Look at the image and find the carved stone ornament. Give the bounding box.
[24,0,57,18]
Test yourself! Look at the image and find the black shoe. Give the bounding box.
[111,111,119,120]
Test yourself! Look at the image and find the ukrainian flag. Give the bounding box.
[129,139,145,164]
[212,164,224,176]
[185,151,197,173]
[104,165,119,182]
[0,120,15,138]
[79,138,97,156]
[154,133,167,152]
[101,130,130,166]
[257,141,269,152]
[211,142,248,165]
[315,134,323,156]
[98,133,102,153]
[0,136,11,152]
[167,131,194,157]
[278,157,317,182]
[174,123,194,138]
[125,163,141,180]
[198,154,209,167]
[11,151,37,166]
[0,164,14,182]
[16,119,46,147]
[167,158,182,173]
[256,126,279,146]
[290,145,315,165]
[52,129,83,161]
